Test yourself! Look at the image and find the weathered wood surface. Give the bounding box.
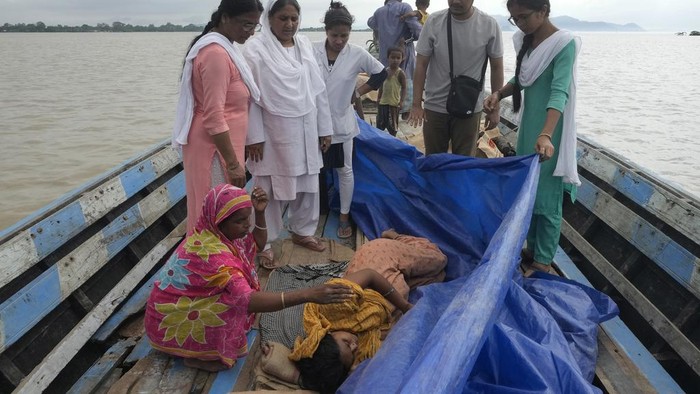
[0,144,180,289]
[553,247,684,393]
[576,138,700,246]
[0,174,185,355]
[12,224,183,393]
[67,338,136,394]
[595,328,656,394]
[561,220,700,377]
[576,176,700,299]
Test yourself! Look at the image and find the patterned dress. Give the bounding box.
[145,185,259,367]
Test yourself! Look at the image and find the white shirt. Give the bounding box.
[313,42,384,143]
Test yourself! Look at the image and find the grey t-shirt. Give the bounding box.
[416,7,503,114]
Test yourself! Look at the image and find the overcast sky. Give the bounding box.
[1,0,697,31]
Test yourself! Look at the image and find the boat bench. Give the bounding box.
[0,140,188,393]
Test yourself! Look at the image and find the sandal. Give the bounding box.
[522,261,555,278]
[337,220,352,239]
[291,234,326,252]
[258,249,279,270]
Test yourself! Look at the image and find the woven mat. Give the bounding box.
[277,238,354,266]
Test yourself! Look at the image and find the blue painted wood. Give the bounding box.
[67,338,136,394]
[120,160,157,197]
[632,224,695,283]
[166,171,186,205]
[125,336,155,365]
[553,248,683,394]
[0,175,186,353]
[611,169,654,206]
[103,205,146,260]
[92,270,160,342]
[30,202,86,259]
[207,329,258,394]
[103,174,185,259]
[0,267,62,352]
[577,179,697,294]
[0,139,171,241]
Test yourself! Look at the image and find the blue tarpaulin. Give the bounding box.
[335,119,618,393]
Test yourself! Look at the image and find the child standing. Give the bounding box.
[400,0,430,25]
[377,47,406,136]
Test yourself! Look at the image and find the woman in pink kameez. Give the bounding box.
[145,184,354,372]
[172,0,263,234]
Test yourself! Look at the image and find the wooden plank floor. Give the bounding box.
[83,210,351,394]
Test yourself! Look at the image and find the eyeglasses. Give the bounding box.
[242,22,262,32]
[508,11,537,26]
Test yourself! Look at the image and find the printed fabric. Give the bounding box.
[288,278,393,369]
[145,184,260,367]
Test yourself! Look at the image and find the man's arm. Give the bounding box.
[484,56,505,129]
[489,56,504,94]
[408,54,430,127]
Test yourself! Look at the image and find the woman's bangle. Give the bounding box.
[281,292,286,309]
[254,224,267,230]
[382,287,396,297]
[538,133,552,141]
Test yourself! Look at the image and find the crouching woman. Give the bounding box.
[145,184,353,371]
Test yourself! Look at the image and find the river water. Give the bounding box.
[1,31,699,231]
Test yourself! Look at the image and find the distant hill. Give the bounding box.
[494,15,645,32]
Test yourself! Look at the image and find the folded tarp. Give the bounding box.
[336,119,618,393]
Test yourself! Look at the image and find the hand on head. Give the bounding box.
[307,282,354,304]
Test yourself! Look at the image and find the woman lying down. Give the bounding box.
[259,229,448,393]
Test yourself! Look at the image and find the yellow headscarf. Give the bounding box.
[289,278,393,368]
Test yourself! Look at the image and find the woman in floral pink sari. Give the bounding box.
[145,184,353,371]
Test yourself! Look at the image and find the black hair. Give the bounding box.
[186,0,264,57]
[506,0,551,112]
[296,334,349,394]
[269,0,301,18]
[387,46,404,58]
[323,2,354,30]
[416,0,430,6]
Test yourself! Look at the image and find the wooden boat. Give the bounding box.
[0,101,698,392]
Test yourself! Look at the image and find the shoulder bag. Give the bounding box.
[445,11,488,118]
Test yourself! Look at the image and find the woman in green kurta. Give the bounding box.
[484,0,580,274]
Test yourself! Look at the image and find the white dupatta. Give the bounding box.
[242,0,326,117]
[172,32,260,147]
[514,30,581,186]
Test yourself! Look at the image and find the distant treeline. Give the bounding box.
[1,22,203,33]
[0,22,370,33]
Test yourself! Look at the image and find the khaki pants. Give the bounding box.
[422,109,481,156]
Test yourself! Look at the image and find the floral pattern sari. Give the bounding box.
[145,184,260,367]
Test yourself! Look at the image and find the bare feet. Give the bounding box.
[381,228,400,240]
[183,358,231,372]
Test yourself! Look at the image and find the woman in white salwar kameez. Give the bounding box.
[244,0,334,268]
[312,2,386,239]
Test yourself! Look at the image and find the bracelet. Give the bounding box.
[281,292,286,309]
[495,90,503,101]
[254,224,267,230]
[382,287,396,297]
[538,133,552,141]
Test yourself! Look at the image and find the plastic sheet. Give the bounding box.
[337,119,618,393]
